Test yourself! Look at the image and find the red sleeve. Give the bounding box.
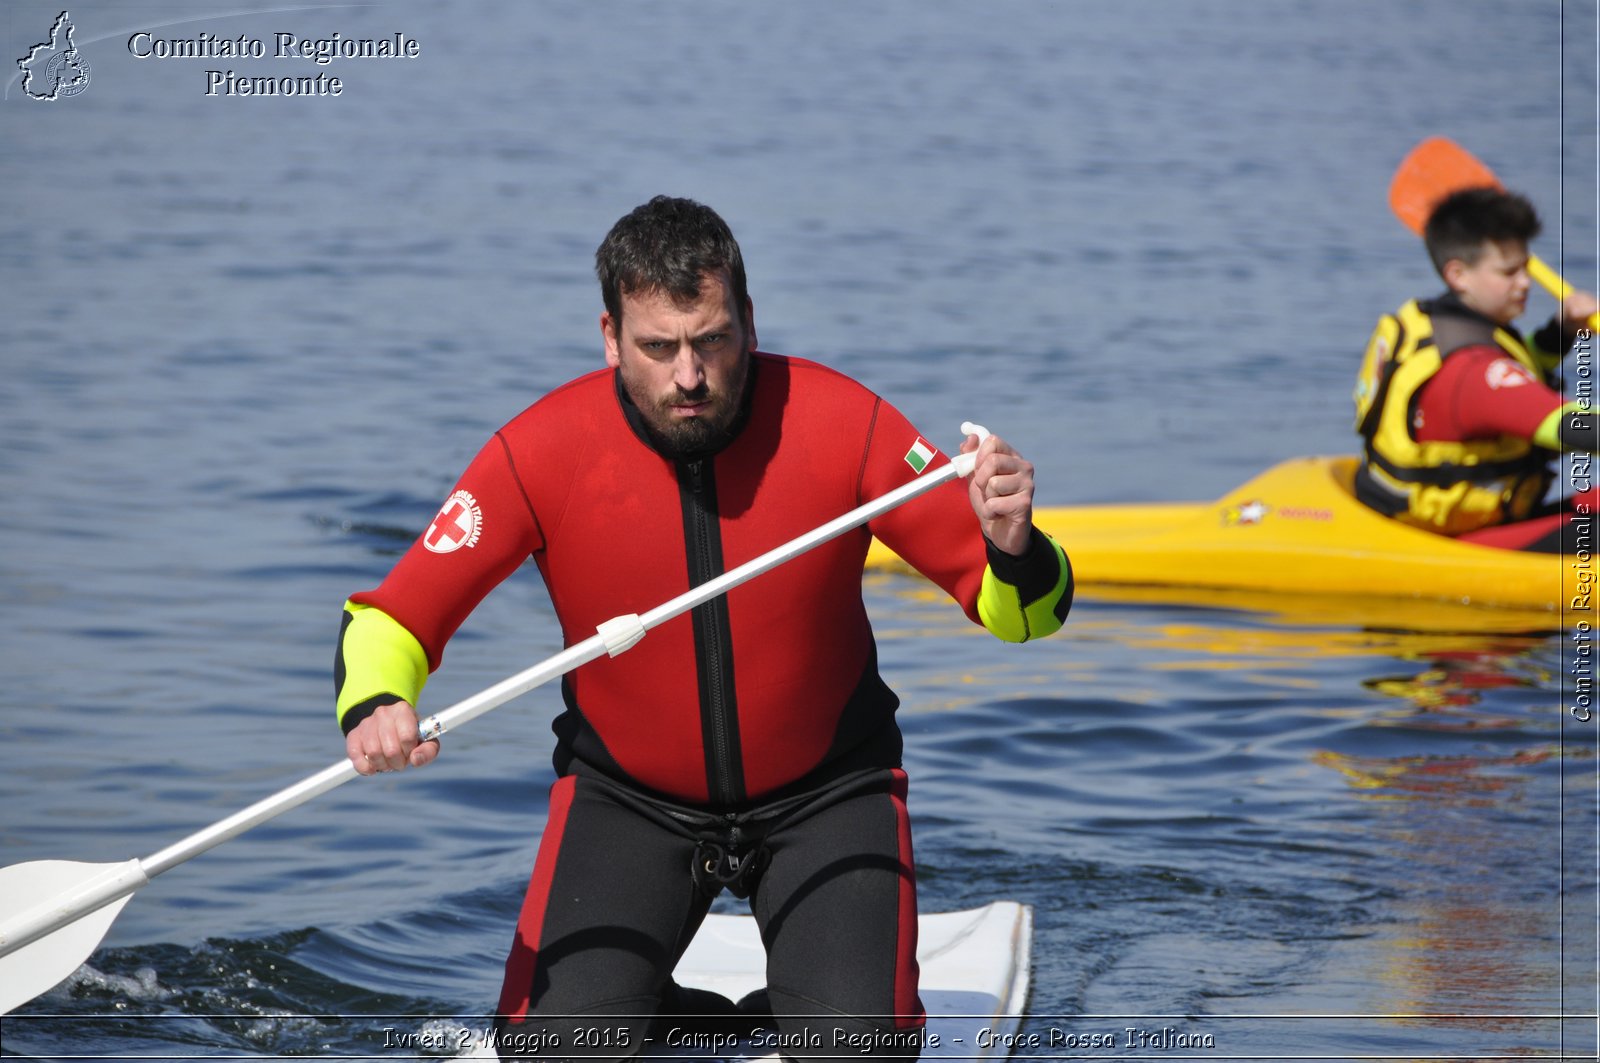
[349,432,544,670]
[858,400,988,623]
[1413,346,1564,442]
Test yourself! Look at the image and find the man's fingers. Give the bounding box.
[978,461,1034,499]
[346,731,374,775]
[982,468,1033,496]
[982,487,1033,514]
[357,739,418,774]
[345,702,433,775]
[378,726,412,769]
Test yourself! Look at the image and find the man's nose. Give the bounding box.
[672,345,705,391]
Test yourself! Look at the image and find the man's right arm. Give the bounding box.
[335,431,545,771]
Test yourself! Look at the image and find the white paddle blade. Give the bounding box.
[0,859,147,1014]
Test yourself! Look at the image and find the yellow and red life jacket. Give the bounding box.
[1352,298,1552,536]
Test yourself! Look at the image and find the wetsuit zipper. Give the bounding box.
[680,458,744,807]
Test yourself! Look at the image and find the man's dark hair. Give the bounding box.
[595,196,750,328]
[1423,186,1541,277]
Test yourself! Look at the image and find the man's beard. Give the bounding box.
[626,357,750,459]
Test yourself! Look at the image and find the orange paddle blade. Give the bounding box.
[1388,137,1503,236]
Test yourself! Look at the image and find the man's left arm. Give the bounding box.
[862,402,1070,643]
[960,432,1073,642]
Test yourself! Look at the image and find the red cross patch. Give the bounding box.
[1485,359,1532,390]
[424,489,483,554]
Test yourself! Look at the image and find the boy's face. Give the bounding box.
[1444,239,1531,325]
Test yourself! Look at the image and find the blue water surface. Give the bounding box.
[2,1,1596,1059]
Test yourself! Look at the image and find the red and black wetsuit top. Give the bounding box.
[348,354,1056,808]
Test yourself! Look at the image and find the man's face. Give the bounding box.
[602,270,755,456]
[1446,239,1532,325]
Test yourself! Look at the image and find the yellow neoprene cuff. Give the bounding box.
[335,601,429,728]
[975,534,1071,643]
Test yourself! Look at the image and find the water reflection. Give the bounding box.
[871,571,1589,1058]
[1311,638,1582,1052]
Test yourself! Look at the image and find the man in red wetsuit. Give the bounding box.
[333,197,1072,1060]
[1353,187,1597,551]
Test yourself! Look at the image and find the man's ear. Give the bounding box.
[601,311,621,368]
[743,297,758,352]
[1440,258,1469,294]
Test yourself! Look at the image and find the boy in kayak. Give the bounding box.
[1353,186,1597,551]
[333,197,1071,1061]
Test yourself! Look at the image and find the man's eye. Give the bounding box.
[699,334,727,348]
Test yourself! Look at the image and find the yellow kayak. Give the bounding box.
[867,456,1589,618]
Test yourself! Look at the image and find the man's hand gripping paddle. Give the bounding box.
[1389,136,1599,331]
[0,422,994,1015]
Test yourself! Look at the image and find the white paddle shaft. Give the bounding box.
[0,422,990,968]
[417,421,988,742]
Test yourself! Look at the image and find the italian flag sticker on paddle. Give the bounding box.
[904,436,937,473]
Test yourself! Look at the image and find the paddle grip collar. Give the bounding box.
[597,613,647,656]
[952,421,991,478]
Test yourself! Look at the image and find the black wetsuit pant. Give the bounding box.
[492,768,924,1062]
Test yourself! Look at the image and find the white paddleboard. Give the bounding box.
[464,901,1032,1060]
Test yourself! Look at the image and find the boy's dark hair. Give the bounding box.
[595,196,750,329]
[1423,186,1541,277]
